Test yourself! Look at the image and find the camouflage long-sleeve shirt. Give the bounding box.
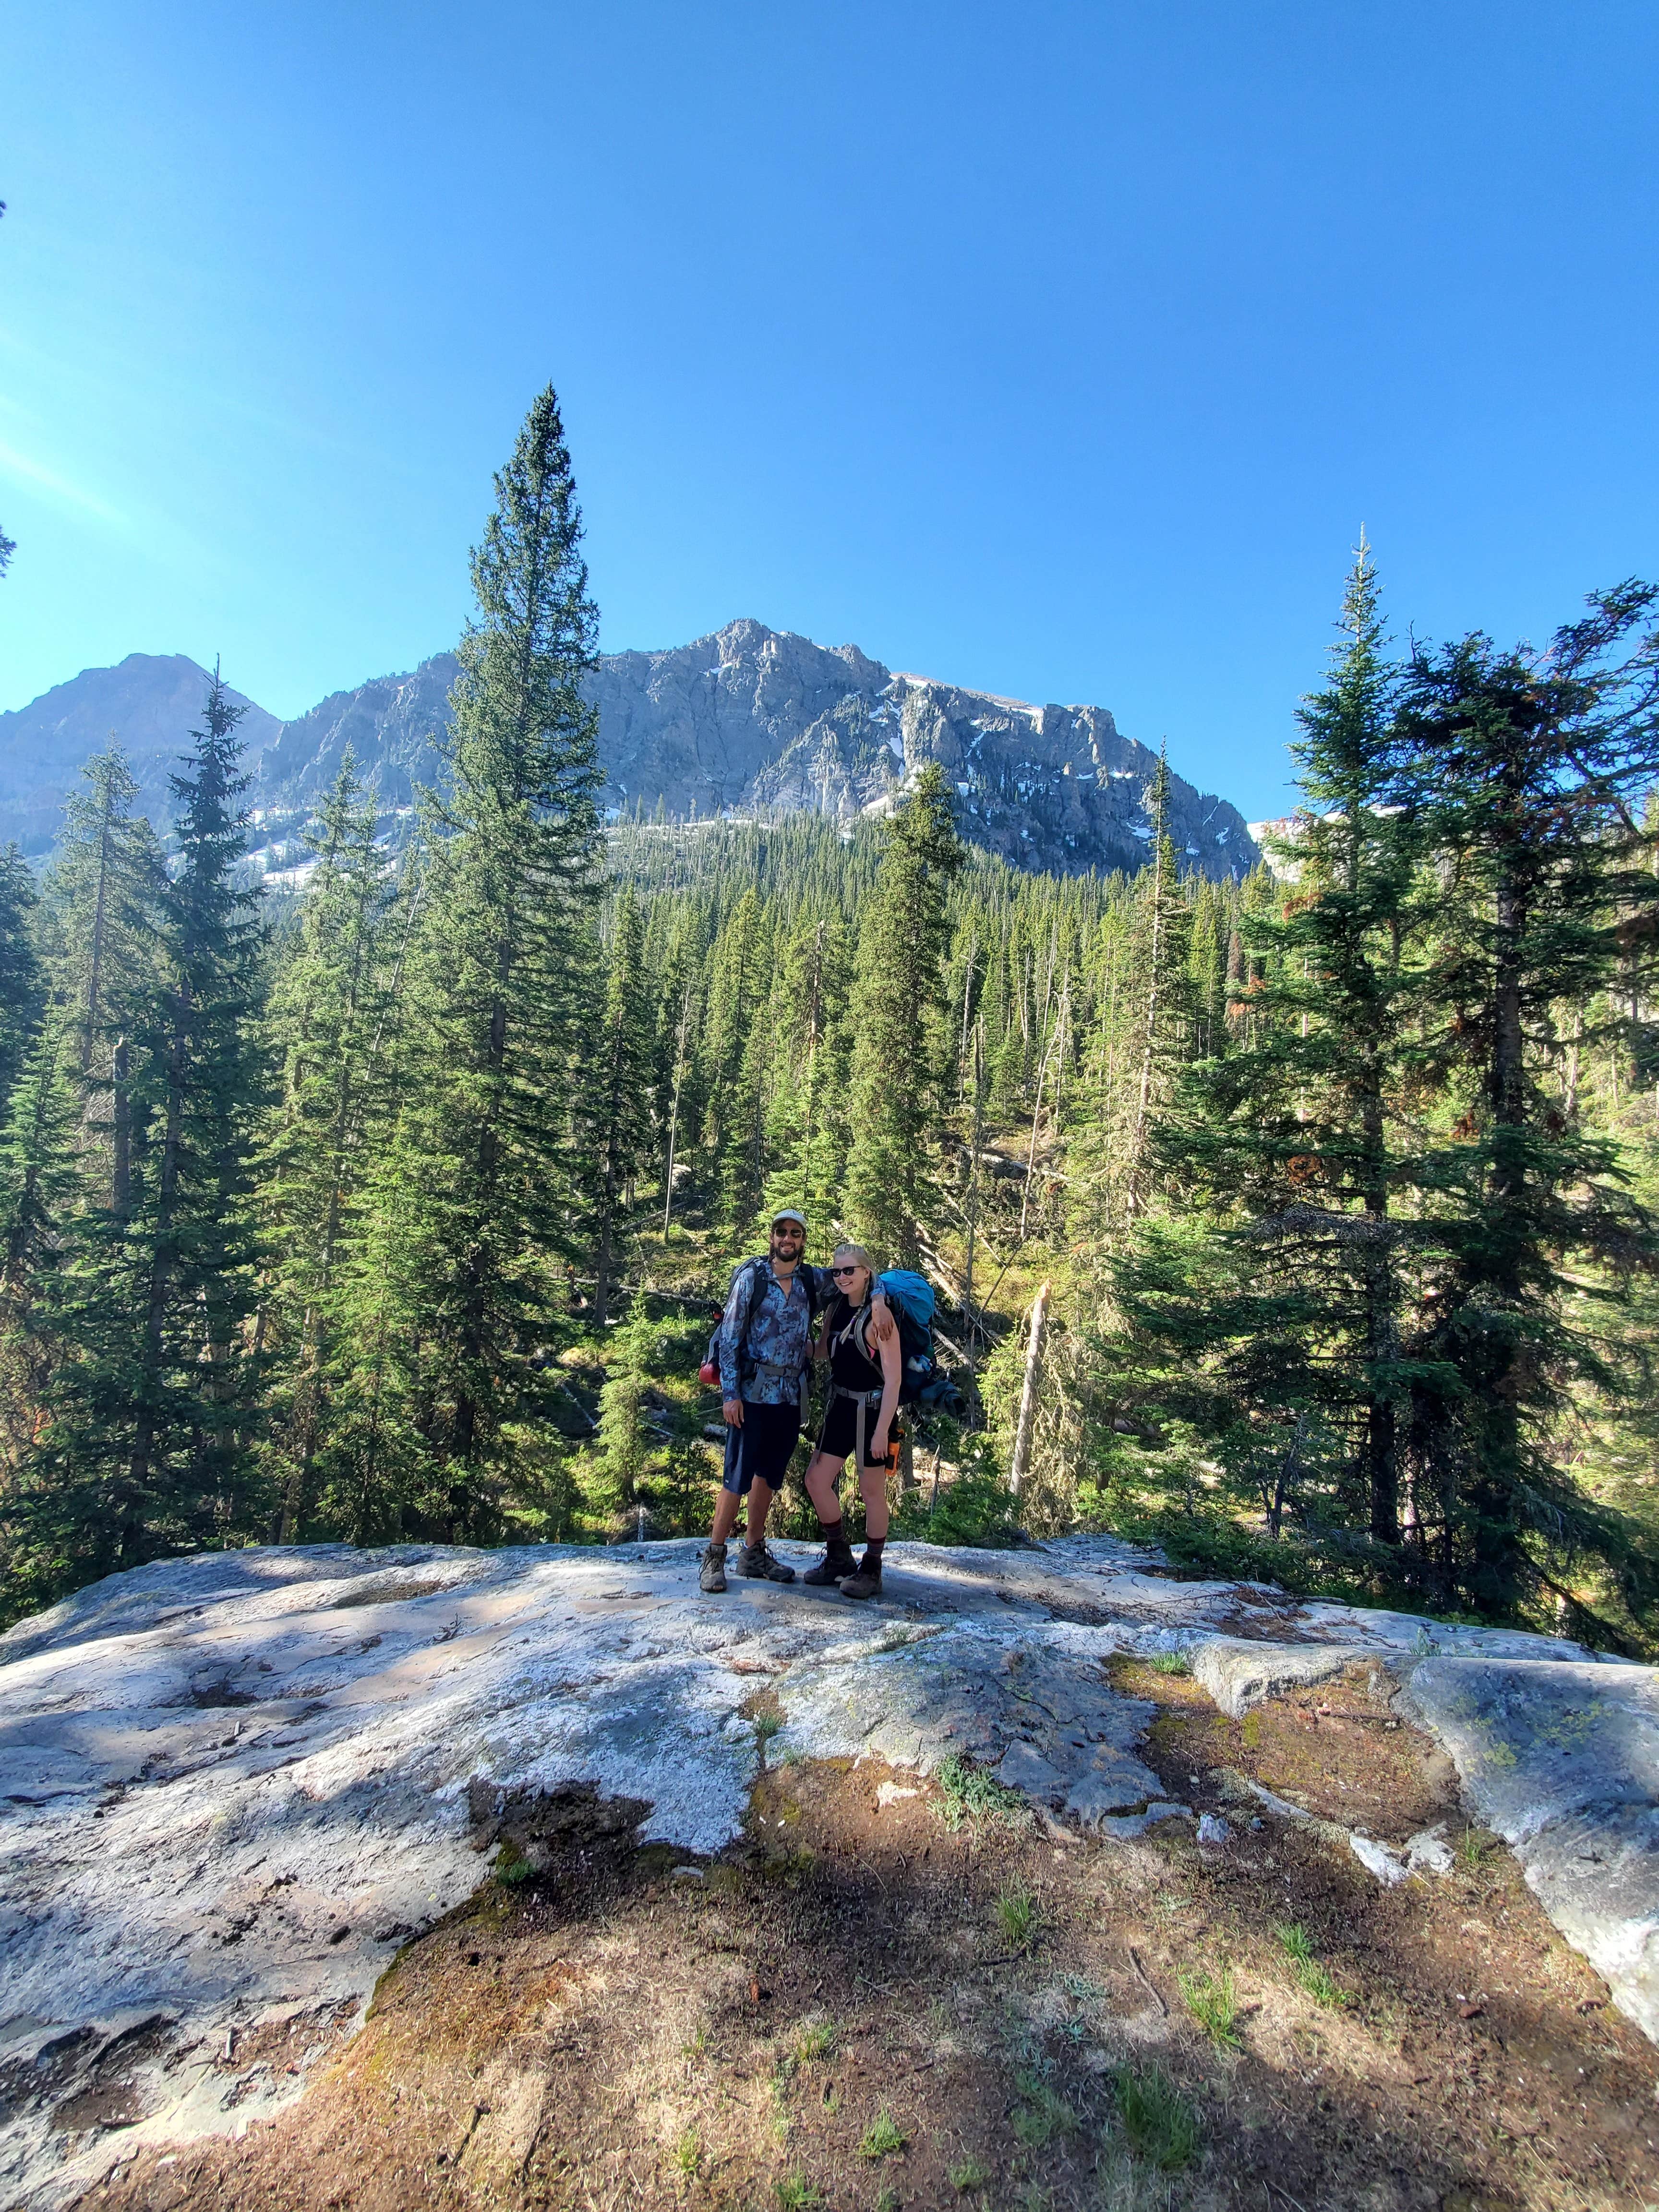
[719,1261,831,1405]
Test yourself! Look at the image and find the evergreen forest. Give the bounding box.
[3,386,1659,1656]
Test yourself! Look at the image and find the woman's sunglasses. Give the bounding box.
[830,1264,861,1278]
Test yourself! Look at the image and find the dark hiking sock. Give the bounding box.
[860,1538,885,1574]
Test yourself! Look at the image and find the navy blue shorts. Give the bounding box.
[721,1400,802,1496]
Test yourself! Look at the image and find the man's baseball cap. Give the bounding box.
[770,1209,807,1232]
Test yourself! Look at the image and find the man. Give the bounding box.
[698,1210,892,1593]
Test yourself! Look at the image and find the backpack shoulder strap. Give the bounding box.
[730,1255,771,1353]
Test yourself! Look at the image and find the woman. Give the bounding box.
[801,1243,901,1600]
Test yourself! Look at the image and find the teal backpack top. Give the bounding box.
[876,1269,960,1411]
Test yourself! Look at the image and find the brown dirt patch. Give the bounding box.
[76,1685,1657,2212]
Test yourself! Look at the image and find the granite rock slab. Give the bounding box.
[0,1533,1646,2207]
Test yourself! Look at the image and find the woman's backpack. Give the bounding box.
[876,1269,963,1413]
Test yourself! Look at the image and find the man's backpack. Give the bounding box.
[875,1269,963,1414]
[697,1256,825,1391]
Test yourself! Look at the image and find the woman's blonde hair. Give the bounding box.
[831,1241,874,1286]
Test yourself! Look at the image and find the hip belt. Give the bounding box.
[744,1355,810,1422]
[831,1383,886,1469]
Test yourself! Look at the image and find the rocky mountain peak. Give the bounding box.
[0,654,281,854]
[2,625,1258,879]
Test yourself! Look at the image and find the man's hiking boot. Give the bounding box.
[735,1539,796,1584]
[802,1536,856,1587]
[839,1562,883,1600]
[698,1541,728,1594]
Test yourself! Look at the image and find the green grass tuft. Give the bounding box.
[793,2016,837,2063]
[494,1849,535,1886]
[1143,1648,1192,1674]
[948,2156,990,2192]
[935,1752,1029,1831]
[1178,1964,1242,2050]
[671,2127,700,2179]
[857,2108,908,2160]
[1274,1923,1346,2006]
[1010,2070,1075,2148]
[1112,2062,1202,2171]
[774,2173,818,2211]
[994,1881,1039,1951]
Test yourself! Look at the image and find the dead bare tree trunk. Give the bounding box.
[1008,1280,1050,1498]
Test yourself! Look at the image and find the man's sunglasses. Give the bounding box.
[771,1225,804,1239]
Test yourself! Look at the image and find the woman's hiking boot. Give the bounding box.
[802,1534,856,1587]
[698,1541,728,1593]
[839,1540,885,1601]
[735,1539,796,1583]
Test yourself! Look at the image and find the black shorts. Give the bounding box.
[721,1400,802,1496]
[815,1393,894,1470]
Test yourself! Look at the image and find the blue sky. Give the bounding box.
[1,1,1655,817]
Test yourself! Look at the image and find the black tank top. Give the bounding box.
[825,1295,884,1392]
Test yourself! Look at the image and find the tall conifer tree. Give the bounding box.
[27,674,269,1587]
[392,386,603,1533]
[0,844,43,1120]
[39,745,167,1206]
[846,764,964,1262]
[585,882,653,1322]
[1112,551,1431,1547]
[1395,583,1659,1615]
[261,755,403,1538]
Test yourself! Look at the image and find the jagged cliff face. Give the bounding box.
[254,655,460,816]
[589,620,1254,876]
[0,655,281,854]
[1,623,1258,878]
[262,620,1256,878]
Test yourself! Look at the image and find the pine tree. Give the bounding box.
[653,900,707,1238]
[1394,581,1659,1618]
[0,1012,83,1574]
[763,912,852,1230]
[260,755,403,1539]
[585,882,653,1322]
[591,1297,660,1525]
[1064,763,1194,1249]
[1279,537,1423,1540]
[846,764,964,1263]
[38,745,167,1205]
[698,888,767,1234]
[313,1143,430,1545]
[1110,550,1429,1553]
[1126,748,1194,1214]
[1136,542,1427,1539]
[29,673,270,1588]
[0,843,43,1121]
[391,385,603,1534]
